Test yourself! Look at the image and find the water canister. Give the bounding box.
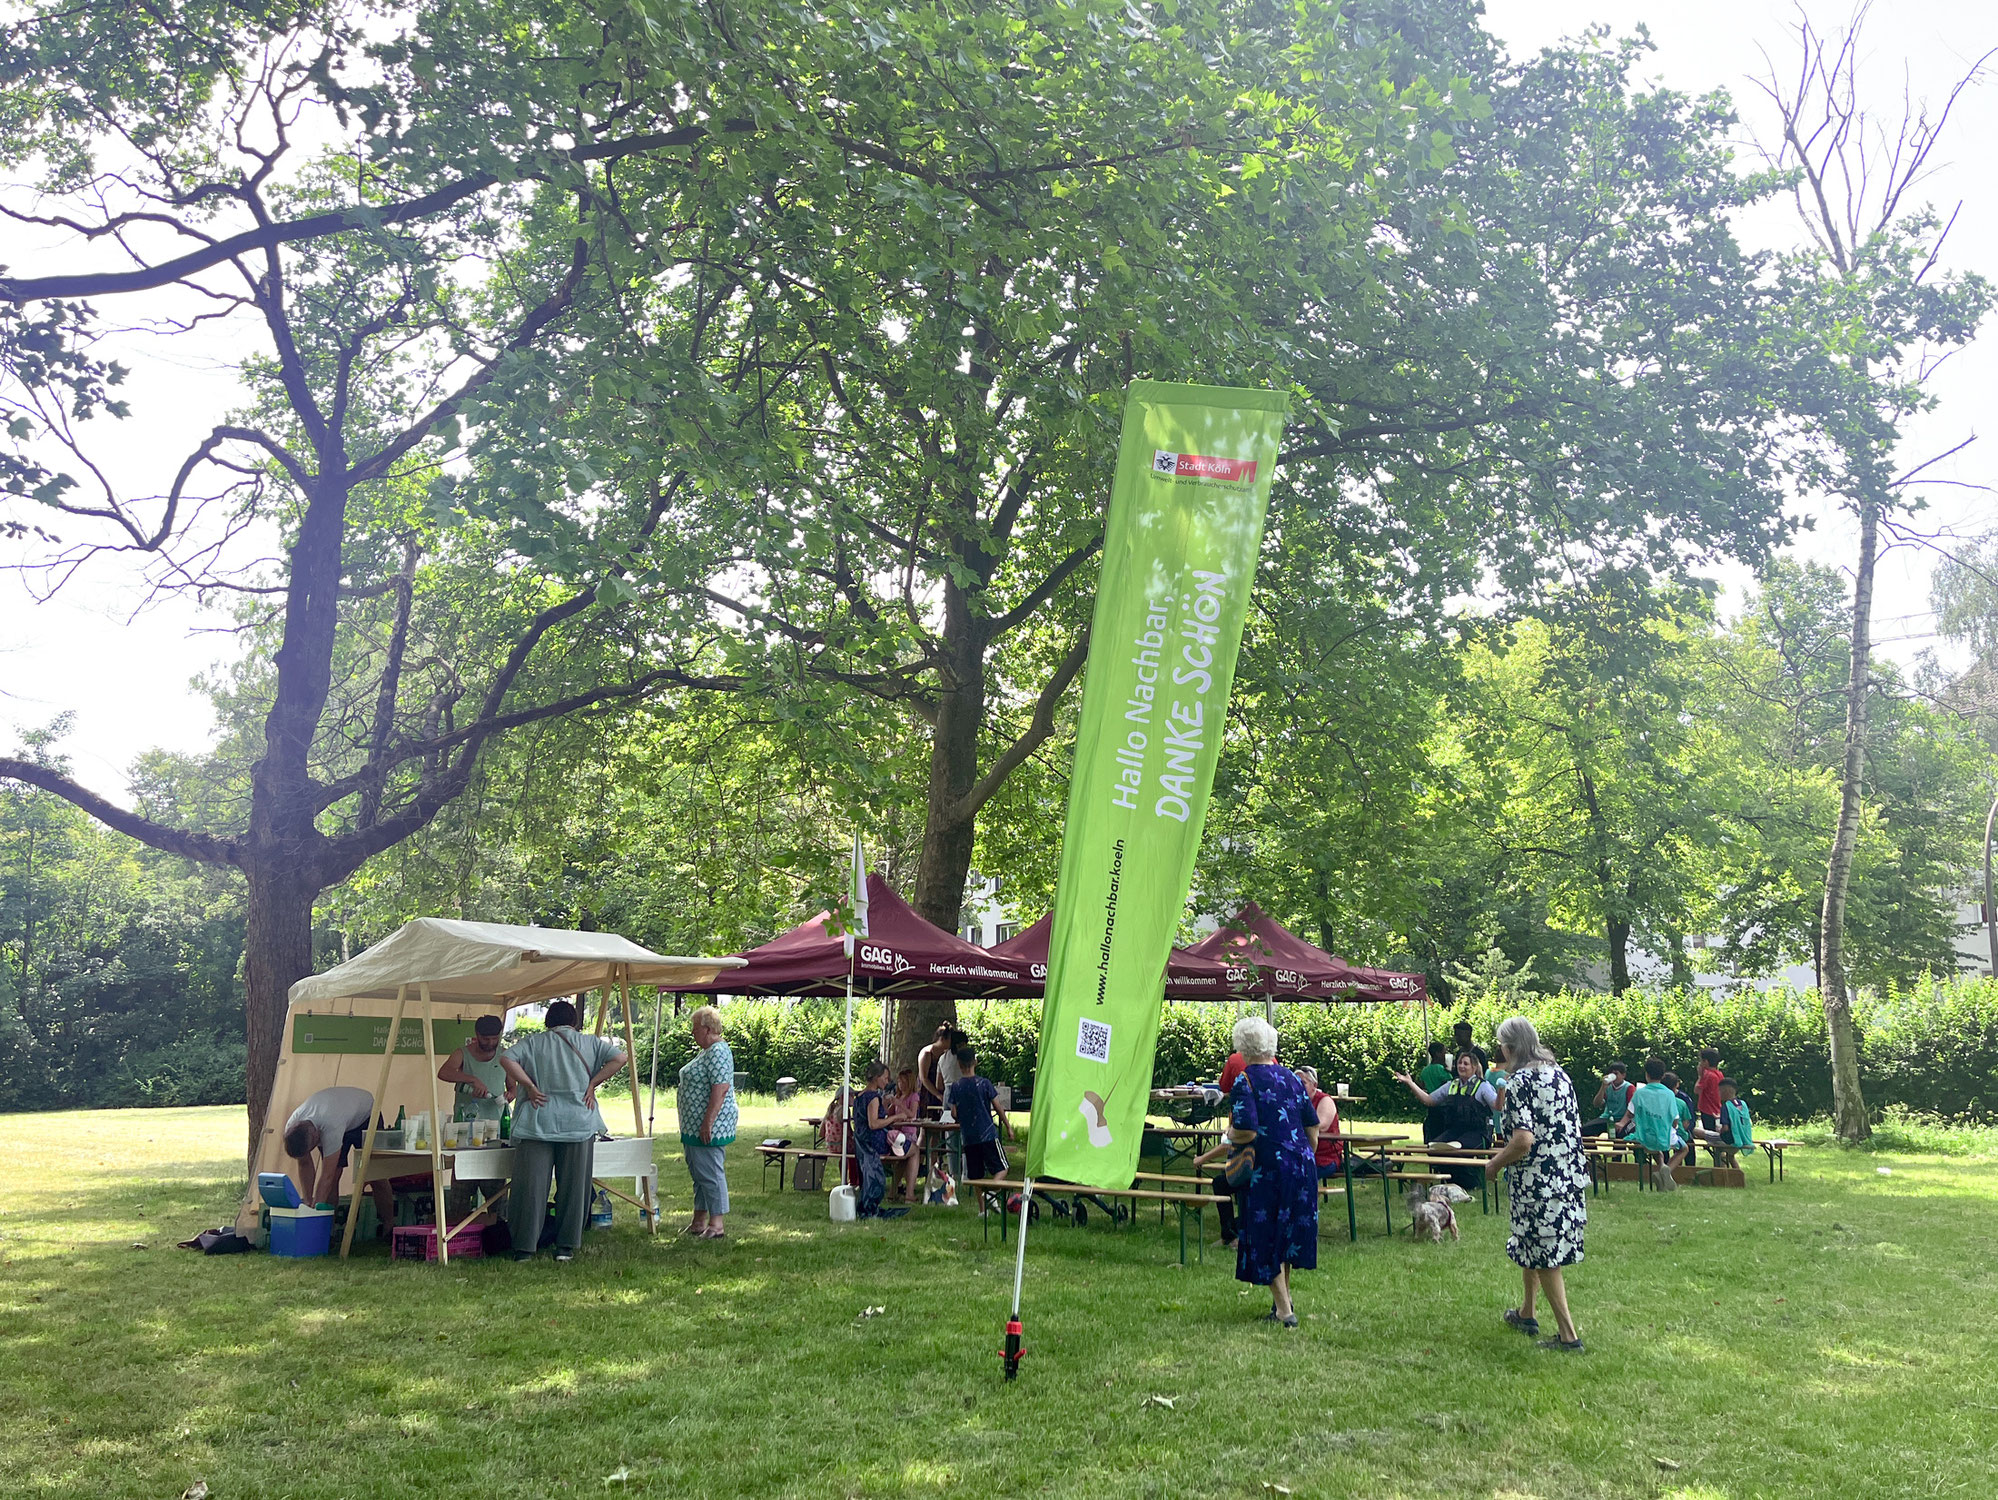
[774,1076,797,1102]
[828,1184,857,1222]
[590,1187,614,1231]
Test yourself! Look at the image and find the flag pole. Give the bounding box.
[1004,1175,1033,1379]
[841,951,856,1194]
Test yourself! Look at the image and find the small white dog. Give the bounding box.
[1406,1182,1473,1242]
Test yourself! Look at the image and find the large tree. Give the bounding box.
[485,21,1833,1062]
[6,0,1402,1146]
[1753,9,1994,1140]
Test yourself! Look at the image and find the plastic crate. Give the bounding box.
[391,1223,484,1262]
[268,1207,334,1257]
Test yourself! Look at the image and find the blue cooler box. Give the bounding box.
[268,1206,334,1257]
[257,1171,304,1209]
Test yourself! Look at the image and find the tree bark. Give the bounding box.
[1606,915,1631,996]
[241,859,319,1159]
[893,582,988,1069]
[1818,498,1876,1142]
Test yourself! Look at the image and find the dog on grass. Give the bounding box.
[1405,1182,1473,1242]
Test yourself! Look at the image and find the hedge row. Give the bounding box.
[638,979,1998,1124]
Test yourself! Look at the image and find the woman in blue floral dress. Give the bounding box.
[1224,1015,1319,1326]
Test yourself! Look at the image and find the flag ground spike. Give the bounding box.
[1004,1177,1033,1380]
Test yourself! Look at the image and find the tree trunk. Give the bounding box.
[1664,927,1692,989]
[241,859,320,1166]
[1819,499,1877,1142]
[1606,915,1631,995]
[893,584,988,1069]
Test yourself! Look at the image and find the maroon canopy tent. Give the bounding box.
[988,912,1261,999]
[672,872,1038,999]
[1180,902,1429,1004]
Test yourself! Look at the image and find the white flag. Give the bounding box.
[845,834,870,957]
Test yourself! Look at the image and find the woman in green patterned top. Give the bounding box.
[678,1005,738,1239]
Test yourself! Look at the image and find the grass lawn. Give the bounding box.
[2,1099,1996,1499]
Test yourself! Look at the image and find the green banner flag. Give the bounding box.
[1025,380,1287,1187]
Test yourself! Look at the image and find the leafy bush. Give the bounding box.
[633,977,1998,1126]
[96,1036,247,1108]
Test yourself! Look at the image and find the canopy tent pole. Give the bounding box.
[421,981,450,1265]
[1420,989,1431,1051]
[614,965,655,1232]
[646,990,664,1140]
[592,987,610,1036]
[1004,1177,1034,1379]
[339,982,408,1260]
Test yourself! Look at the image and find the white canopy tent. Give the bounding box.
[244,918,744,1259]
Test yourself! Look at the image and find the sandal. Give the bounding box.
[1535,1336,1585,1353]
[1502,1308,1539,1336]
[698,1227,726,1239]
[1277,1312,1299,1329]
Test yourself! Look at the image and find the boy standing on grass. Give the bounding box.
[1695,1047,1724,1135]
[947,1046,1012,1214]
[1622,1058,1685,1186]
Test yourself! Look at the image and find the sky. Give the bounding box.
[1,0,1993,801]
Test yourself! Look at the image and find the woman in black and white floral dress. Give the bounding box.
[1486,1015,1587,1352]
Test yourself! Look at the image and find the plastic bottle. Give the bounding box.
[589,1187,613,1231]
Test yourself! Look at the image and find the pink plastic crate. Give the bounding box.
[390,1223,484,1262]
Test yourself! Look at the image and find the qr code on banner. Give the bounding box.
[1077,1017,1112,1064]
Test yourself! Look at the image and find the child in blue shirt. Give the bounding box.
[947,1046,1012,1213]
[1621,1058,1686,1179]
[1695,1079,1754,1165]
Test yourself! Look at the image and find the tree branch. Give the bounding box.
[945,627,1090,825]
[988,535,1102,638]
[0,125,749,304]
[0,759,239,865]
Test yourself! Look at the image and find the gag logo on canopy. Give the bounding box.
[858,944,913,975]
[1381,974,1420,993]
[1153,449,1258,483]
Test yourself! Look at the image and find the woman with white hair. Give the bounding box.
[678,1005,739,1239]
[1219,1014,1319,1326]
[1486,1014,1587,1352]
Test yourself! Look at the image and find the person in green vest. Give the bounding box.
[438,1015,513,1126]
[499,1000,627,1263]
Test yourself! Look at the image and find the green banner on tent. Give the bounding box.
[291,1015,478,1056]
[1025,380,1287,1188]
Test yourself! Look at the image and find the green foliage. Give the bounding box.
[0,727,243,1112]
[659,978,1998,1125]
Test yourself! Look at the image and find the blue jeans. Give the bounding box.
[684,1143,729,1215]
[857,1147,887,1217]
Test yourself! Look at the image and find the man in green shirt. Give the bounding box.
[438,1014,512,1126]
[1415,1041,1451,1093]
[1416,1042,1450,1142]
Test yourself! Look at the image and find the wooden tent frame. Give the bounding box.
[337,962,659,1262]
